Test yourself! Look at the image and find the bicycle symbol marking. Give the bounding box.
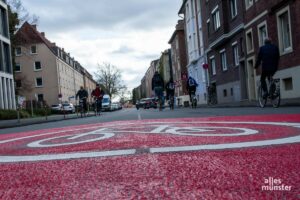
[0,121,299,163]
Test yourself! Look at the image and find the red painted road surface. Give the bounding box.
[0,114,300,199]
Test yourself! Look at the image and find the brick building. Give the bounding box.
[200,0,300,104]
[243,0,300,101]
[169,20,189,104]
[200,0,245,104]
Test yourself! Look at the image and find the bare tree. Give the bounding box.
[94,63,127,99]
[7,0,39,27]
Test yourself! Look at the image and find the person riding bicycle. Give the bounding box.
[76,86,88,112]
[166,78,175,108]
[186,76,198,103]
[254,38,280,99]
[152,71,164,110]
[91,84,105,115]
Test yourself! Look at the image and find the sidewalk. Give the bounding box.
[0,112,96,129]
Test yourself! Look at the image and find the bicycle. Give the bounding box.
[94,98,101,116]
[207,86,217,105]
[168,95,174,110]
[78,97,87,117]
[258,76,280,108]
[191,92,197,109]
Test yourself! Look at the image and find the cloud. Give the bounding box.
[21,0,183,90]
[111,45,135,54]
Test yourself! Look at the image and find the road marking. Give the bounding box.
[0,121,300,163]
[150,135,300,153]
[0,149,136,163]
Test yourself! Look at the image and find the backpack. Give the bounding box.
[168,82,175,90]
[189,78,195,86]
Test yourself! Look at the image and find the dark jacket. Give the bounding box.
[152,73,164,90]
[186,77,198,91]
[76,89,88,99]
[255,43,280,72]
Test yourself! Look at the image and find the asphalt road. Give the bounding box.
[1,107,300,199]
[1,106,300,134]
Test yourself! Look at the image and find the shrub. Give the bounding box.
[0,109,30,120]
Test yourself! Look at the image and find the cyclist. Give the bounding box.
[152,71,164,110]
[76,86,88,112]
[186,76,198,104]
[254,38,280,99]
[91,84,105,115]
[166,78,175,109]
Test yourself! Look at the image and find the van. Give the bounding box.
[102,95,111,111]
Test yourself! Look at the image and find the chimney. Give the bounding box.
[41,32,45,37]
[32,24,37,30]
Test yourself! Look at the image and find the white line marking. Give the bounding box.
[150,135,300,153]
[0,149,136,163]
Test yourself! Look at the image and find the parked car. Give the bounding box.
[110,103,119,111]
[62,103,75,113]
[51,104,62,112]
[102,95,111,111]
[137,98,158,109]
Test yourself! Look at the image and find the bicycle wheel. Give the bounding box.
[271,88,280,108]
[258,86,267,108]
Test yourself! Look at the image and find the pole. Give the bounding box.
[30,100,33,117]
[17,105,20,123]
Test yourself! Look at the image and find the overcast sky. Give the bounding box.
[22,0,183,91]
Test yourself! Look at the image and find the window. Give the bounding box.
[283,77,293,91]
[246,29,254,53]
[36,77,43,87]
[15,63,21,72]
[0,7,8,37]
[245,0,253,10]
[16,80,22,88]
[212,7,220,31]
[3,43,11,73]
[15,47,21,56]
[31,45,37,54]
[223,89,227,97]
[232,43,239,66]
[257,21,268,47]
[230,0,237,18]
[220,50,227,71]
[210,56,216,75]
[207,19,210,36]
[34,61,42,71]
[277,6,293,54]
[37,94,44,102]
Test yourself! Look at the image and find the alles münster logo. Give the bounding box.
[262,177,292,191]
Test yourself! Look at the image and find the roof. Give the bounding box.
[178,0,188,14]
[15,22,55,53]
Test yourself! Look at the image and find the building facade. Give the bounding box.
[145,59,158,98]
[14,22,96,106]
[201,0,245,104]
[0,0,16,110]
[244,0,300,100]
[179,0,208,105]
[200,0,300,104]
[169,20,189,103]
